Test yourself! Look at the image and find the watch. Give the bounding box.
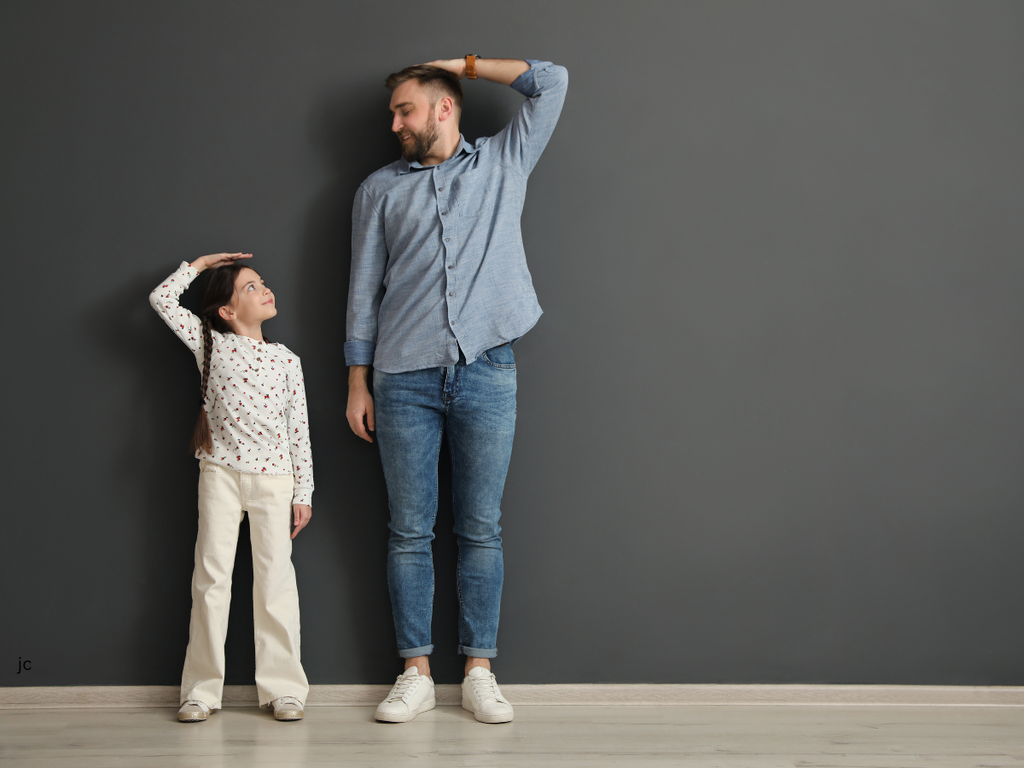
[465,54,480,80]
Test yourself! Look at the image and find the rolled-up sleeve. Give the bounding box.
[345,185,388,366]
[499,60,569,175]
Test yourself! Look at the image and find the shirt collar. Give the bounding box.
[397,135,478,175]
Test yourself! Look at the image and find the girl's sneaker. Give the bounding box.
[272,696,304,721]
[177,700,211,722]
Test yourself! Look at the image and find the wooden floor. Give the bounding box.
[2,704,1023,767]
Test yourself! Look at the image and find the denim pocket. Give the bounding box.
[482,343,516,370]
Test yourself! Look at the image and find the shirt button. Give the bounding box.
[447,264,453,269]
[441,211,447,215]
[445,237,450,242]
[438,187,443,191]
[448,292,454,296]
[450,320,455,325]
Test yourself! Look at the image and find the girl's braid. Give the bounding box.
[190,315,215,455]
[200,315,213,403]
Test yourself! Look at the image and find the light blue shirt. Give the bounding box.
[345,60,569,373]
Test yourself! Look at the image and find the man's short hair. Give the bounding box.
[386,65,463,116]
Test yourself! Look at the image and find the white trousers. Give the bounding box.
[180,461,308,708]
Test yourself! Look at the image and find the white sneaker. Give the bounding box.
[375,666,436,723]
[462,667,514,723]
[177,700,211,722]
[272,696,304,721]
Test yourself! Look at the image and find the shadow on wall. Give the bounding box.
[89,271,206,683]
[297,84,394,684]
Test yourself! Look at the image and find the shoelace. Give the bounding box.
[468,673,504,703]
[275,696,302,709]
[386,674,422,702]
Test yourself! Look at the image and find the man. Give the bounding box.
[345,55,567,724]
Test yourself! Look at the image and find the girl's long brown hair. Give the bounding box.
[190,264,265,455]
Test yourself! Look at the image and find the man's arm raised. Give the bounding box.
[425,57,530,86]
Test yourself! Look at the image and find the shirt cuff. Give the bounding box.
[344,340,375,367]
[509,63,536,96]
[510,60,545,96]
[292,487,313,507]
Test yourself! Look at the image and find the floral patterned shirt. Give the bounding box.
[150,262,314,506]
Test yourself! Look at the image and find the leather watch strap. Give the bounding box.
[465,54,478,80]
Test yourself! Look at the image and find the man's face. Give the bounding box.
[389,79,440,164]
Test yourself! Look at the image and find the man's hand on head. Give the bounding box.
[423,59,467,79]
[422,58,530,87]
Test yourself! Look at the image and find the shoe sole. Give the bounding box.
[375,697,436,723]
[177,713,209,723]
[462,701,514,724]
[274,711,304,721]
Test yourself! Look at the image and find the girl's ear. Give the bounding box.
[218,305,234,322]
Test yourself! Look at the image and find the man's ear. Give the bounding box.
[437,96,455,122]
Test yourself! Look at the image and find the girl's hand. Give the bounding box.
[291,504,312,539]
[191,252,253,273]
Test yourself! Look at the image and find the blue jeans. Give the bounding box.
[373,344,517,659]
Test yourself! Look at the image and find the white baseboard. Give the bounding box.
[2,684,1023,709]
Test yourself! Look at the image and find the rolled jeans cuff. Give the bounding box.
[398,644,434,659]
[459,645,497,659]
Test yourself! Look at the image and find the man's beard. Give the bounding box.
[398,115,440,163]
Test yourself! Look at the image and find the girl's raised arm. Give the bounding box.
[148,253,251,353]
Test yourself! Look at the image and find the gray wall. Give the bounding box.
[2,1,1023,687]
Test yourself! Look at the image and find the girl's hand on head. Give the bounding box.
[291,504,312,539]
[191,252,253,273]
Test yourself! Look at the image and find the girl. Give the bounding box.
[149,252,313,723]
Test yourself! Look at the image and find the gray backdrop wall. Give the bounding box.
[2,1,1023,688]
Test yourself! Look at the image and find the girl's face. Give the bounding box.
[219,267,277,330]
